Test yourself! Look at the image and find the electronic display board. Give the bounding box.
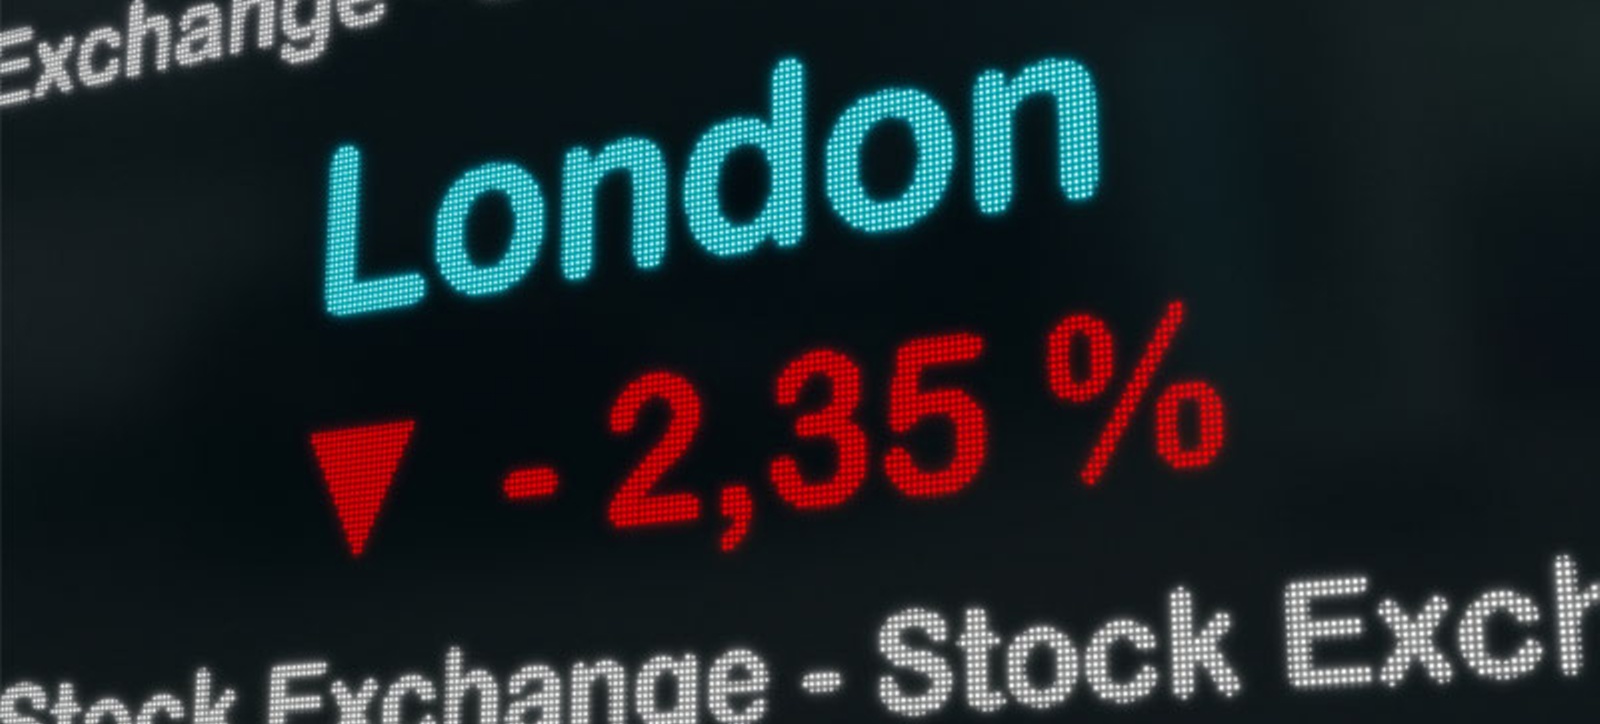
[3,1,1599,723]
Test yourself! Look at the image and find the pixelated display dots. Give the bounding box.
[309,419,415,557]
[503,465,560,502]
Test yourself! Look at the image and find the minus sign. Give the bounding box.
[800,669,844,696]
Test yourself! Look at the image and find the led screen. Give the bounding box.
[3,2,1598,723]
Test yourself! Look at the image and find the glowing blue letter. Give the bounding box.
[824,87,955,233]
[434,162,546,297]
[973,58,1100,215]
[560,137,669,281]
[324,144,427,317]
[683,57,805,258]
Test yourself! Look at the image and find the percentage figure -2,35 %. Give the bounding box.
[307,299,1227,558]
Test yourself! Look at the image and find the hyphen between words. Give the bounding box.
[323,56,1100,318]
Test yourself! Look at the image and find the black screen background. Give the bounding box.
[4,1,1599,721]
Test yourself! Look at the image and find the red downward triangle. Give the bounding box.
[310,420,416,558]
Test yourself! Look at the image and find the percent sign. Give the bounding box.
[1047,300,1226,485]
